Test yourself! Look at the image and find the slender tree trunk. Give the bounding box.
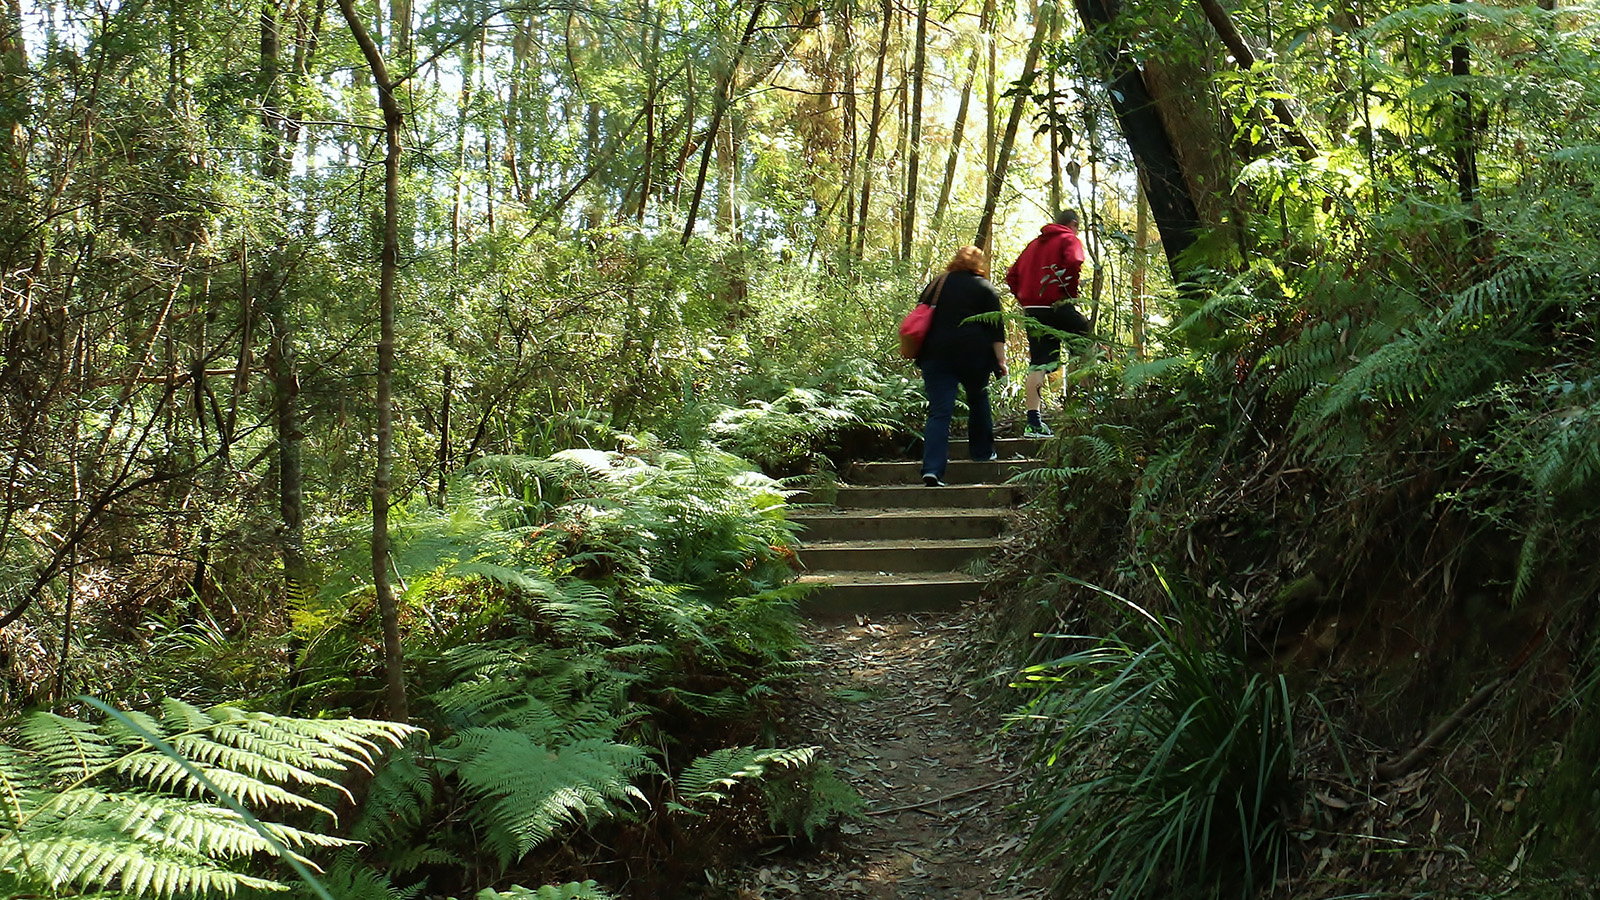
[974,13,1046,254]
[585,102,604,229]
[637,0,659,225]
[260,0,308,625]
[1047,1,1062,213]
[985,5,997,176]
[337,0,409,724]
[855,0,893,259]
[0,0,26,199]
[1131,184,1148,357]
[481,34,494,231]
[452,35,473,267]
[894,50,908,258]
[902,0,928,262]
[840,2,859,262]
[436,364,451,504]
[928,43,977,264]
[1449,0,1481,239]
[682,0,766,245]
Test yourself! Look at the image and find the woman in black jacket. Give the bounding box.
[916,245,1008,486]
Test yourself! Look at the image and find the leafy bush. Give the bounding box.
[1015,581,1295,900]
[703,357,926,477]
[293,443,829,892]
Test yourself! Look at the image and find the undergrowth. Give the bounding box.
[990,148,1600,896]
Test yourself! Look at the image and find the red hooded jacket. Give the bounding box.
[1004,223,1084,307]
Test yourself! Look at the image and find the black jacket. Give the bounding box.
[916,271,1004,371]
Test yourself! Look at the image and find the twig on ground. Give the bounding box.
[865,771,1023,817]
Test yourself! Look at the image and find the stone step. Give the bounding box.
[850,459,1044,486]
[947,436,1044,459]
[796,572,983,618]
[789,507,1007,541]
[794,484,1019,510]
[797,537,999,572]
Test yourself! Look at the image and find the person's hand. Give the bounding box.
[995,362,1008,379]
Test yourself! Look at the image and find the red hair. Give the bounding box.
[945,245,989,277]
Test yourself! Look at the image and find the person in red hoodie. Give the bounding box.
[1004,209,1091,436]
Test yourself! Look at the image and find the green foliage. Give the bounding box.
[672,745,818,807]
[671,745,864,840]
[757,761,867,842]
[1015,582,1295,900]
[476,882,613,900]
[704,358,925,476]
[437,730,651,869]
[0,700,413,900]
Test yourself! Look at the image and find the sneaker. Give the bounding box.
[978,451,999,461]
[922,473,946,487]
[1024,420,1054,437]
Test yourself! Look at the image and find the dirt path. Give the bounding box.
[731,612,1050,900]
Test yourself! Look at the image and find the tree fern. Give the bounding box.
[0,701,413,900]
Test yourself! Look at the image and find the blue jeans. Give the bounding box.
[920,356,995,479]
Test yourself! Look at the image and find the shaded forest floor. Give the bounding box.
[726,612,1050,900]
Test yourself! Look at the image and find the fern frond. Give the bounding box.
[477,881,613,900]
[114,753,340,818]
[0,831,288,899]
[19,713,118,781]
[2,702,413,900]
[346,746,434,849]
[437,729,650,867]
[674,746,819,806]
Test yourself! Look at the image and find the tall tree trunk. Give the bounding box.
[854,0,893,259]
[585,102,603,229]
[1449,0,1481,238]
[902,0,928,262]
[1131,184,1148,357]
[840,2,859,262]
[928,41,978,264]
[259,0,308,620]
[637,0,659,225]
[0,0,26,201]
[451,33,473,266]
[337,0,409,724]
[974,12,1046,255]
[1047,1,1062,213]
[1072,0,1202,275]
[682,0,766,245]
[985,3,997,176]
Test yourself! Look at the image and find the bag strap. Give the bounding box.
[922,273,950,307]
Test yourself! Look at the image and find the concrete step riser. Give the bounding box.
[948,437,1043,458]
[792,515,1005,542]
[799,581,981,618]
[851,460,1043,485]
[826,486,1017,510]
[798,543,995,572]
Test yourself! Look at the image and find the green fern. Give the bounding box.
[671,746,818,807]
[434,729,652,868]
[476,881,613,900]
[290,855,425,900]
[669,745,861,840]
[0,700,414,900]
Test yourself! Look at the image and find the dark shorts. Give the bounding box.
[1023,303,1091,368]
